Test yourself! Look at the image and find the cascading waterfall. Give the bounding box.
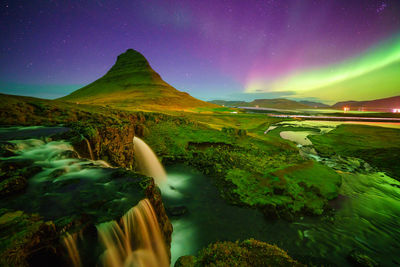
[133,137,167,184]
[63,199,168,267]
[63,233,82,267]
[97,199,169,267]
[84,137,95,160]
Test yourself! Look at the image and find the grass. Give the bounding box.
[309,124,400,180]
[0,93,343,218]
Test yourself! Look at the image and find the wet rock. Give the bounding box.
[21,165,43,179]
[0,141,17,157]
[49,168,67,179]
[167,205,188,217]
[347,250,378,267]
[53,150,80,160]
[0,176,27,198]
[0,158,34,174]
[71,125,135,169]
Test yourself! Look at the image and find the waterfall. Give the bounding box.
[63,233,82,267]
[97,199,169,267]
[133,137,167,185]
[84,137,94,160]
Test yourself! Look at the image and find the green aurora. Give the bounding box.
[246,35,400,103]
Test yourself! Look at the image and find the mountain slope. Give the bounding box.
[332,95,400,111]
[61,49,217,111]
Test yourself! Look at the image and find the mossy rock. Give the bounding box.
[175,239,304,267]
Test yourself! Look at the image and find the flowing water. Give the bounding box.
[63,233,82,267]
[84,137,95,160]
[133,137,167,185]
[1,128,168,267]
[96,199,169,267]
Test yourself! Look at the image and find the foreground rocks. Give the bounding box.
[0,126,173,266]
[175,239,304,267]
[0,210,59,267]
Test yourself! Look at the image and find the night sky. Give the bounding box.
[1,0,400,103]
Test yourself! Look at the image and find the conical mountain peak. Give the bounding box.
[105,49,155,77]
[60,49,217,110]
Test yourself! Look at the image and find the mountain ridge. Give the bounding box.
[332,95,400,111]
[209,98,327,109]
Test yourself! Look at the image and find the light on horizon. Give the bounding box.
[343,107,350,112]
[393,108,400,113]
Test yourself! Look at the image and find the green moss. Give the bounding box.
[175,239,304,267]
[310,124,400,180]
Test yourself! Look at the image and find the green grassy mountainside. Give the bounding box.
[61,49,217,111]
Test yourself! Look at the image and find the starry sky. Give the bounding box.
[1,0,400,103]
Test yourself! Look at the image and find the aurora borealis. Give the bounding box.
[246,35,400,103]
[1,0,400,103]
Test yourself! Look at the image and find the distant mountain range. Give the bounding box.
[209,99,327,109]
[332,95,400,111]
[61,49,216,111]
[210,95,400,111]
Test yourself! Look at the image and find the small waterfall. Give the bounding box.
[97,199,169,267]
[84,137,94,160]
[133,137,167,184]
[63,233,82,267]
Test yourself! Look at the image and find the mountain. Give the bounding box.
[249,99,310,109]
[332,95,400,112]
[208,100,248,107]
[209,99,312,109]
[299,100,329,108]
[61,49,217,111]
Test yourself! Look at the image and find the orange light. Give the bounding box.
[343,107,350,112]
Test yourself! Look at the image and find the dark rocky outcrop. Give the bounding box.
[175,239,304,267]
[70,124,135,168]
[0,211,59,267]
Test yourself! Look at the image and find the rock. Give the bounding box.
[347,250,378,267]
[0,158,34,174]
[21,165,43,179]
[176,239,304,267]
[175,255,196,267]
[0,176,27,198]
[0,141,17,157]
[53,150,80,160]
[0,211,59,267]
[48,168,67,179]
[71,125,135,168]
[167,206,188,217]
